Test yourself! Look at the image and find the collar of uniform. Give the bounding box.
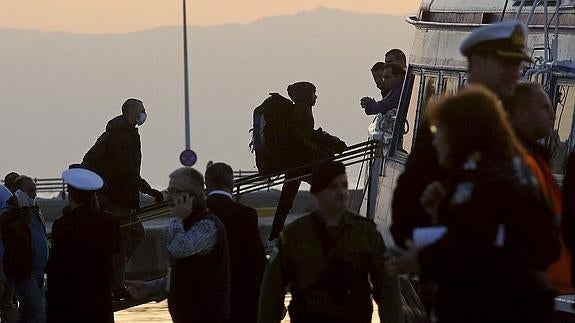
[208,190,233,200]
[312,210,354,227]
[341,211,356,227]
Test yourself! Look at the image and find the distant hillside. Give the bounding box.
[0,7,413,188]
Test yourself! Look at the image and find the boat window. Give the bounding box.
[549,84,575,174]
[398,73,422,154]
[421,75,439,114]
[441,76,460,95]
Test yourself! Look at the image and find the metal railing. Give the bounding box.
[233,139,380,197]
[7,171,261,196]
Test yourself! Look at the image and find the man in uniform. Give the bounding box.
[258,161,401,323]
[390,21,533,248]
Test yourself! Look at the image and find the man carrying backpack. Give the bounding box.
[267,82,346,246]
[82,98,164,297]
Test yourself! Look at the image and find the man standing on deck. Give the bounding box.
[385,49,407,70]
[369,62,387,98]
[81,98,164,297]
[361,63,405,116]
[205,162,265,323]
[390,21,532,248]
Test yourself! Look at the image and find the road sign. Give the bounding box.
[179,149,197,166]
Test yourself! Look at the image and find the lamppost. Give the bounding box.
[179,0,197,167]
[182,0,191,150]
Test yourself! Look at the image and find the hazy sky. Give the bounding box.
[0,0,421,33]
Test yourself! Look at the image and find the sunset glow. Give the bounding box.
[0,0,421,33]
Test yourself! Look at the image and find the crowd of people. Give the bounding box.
[0,19,574,323]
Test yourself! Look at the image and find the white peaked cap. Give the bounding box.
[62,168,104,191]
[0,185,12,204]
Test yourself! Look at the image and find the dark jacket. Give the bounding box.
[390,124,447,248]
[286,102,324,168]
[169,212,230,323]
[418,157,559,322]
[46,205,120,323]
[207,193,265,323]
[99,115,153,209]
[562,150,575,287]
[259,211,401,323]
[364,82,402,115]
[0,197,49,280]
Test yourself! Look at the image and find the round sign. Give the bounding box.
[179,149,197,166]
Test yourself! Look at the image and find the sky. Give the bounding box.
[0,0,421,33]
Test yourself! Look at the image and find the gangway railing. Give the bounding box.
[233,139,380,197]
[43,140,380,238]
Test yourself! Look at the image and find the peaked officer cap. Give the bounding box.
[460,21,532,62]
[62,168,103,191]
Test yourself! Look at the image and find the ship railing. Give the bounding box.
[233,139,380,198]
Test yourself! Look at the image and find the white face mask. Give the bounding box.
[15,189,35,207]
[136,112,147,126]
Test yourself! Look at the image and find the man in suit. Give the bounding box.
[205,162,266,323]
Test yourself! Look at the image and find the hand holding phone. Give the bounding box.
[173,193,194,220]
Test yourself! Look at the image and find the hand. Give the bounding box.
[149,189,164,203]
[385,240,420,275]
[125,280,152,300]
[420,181,446,217]
[360,97,375,109]
[173,194,194,220]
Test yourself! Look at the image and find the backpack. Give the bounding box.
[250,93,294,175]
[81,131,111,175]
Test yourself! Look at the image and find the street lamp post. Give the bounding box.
[182,0,191,150]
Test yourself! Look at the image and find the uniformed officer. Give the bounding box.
[258,161,401,323]
[391,21,533,248]
[46,168,120,323]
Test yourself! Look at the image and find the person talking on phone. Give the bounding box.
[126,167,230,323]
[0,175,48,323]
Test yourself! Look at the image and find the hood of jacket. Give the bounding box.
[106,115,135,133]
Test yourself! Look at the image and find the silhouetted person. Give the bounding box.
[82,98,164,294]
[1,175,48,322]
[268,82,327,243]
[0,172,19,323]
[370,62,387,98]
[126,167,230,323]
[46,168,120,323]
[391,21,532,248]
[3,173,19,193]
[385,48,407,70]
[259,161,401,323]
[205,162,265,323]
[361,63,405,115]
[388,86,559,323]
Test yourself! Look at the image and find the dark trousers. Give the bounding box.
[101,198,145,290]
[269,171,311,241]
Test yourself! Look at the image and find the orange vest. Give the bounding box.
[524,153,574,294]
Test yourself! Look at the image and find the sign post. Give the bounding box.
[179,149,197,167]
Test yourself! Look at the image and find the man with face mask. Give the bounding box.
[0,176,48,323]
[82,98,164,297]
